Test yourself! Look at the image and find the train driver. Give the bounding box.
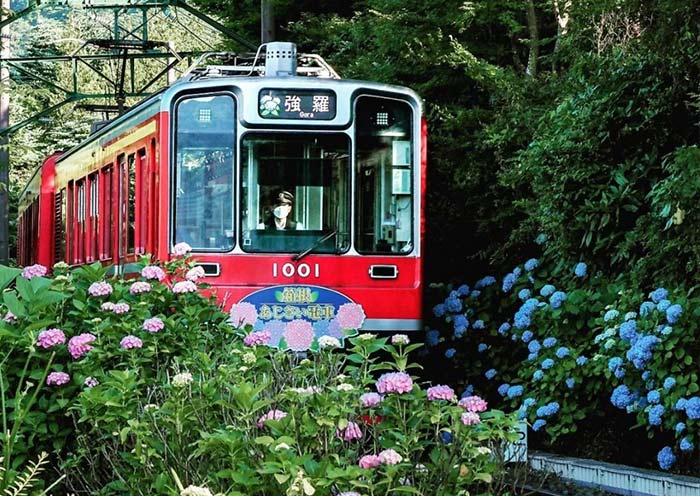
[260,190,304,230]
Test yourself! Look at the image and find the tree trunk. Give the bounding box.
[526,0,539,77]
[552,0,572,71]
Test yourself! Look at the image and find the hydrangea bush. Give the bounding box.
[1,253,520,495]
[427,256,700,472]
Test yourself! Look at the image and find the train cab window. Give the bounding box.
[173,94,235,251]
[240,133,350,254]
[355,96,414,255]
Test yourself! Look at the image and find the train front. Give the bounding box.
[161,42,425,345]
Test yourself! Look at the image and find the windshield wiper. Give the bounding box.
[292,230,338,261]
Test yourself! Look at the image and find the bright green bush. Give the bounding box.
[1,256,520,495]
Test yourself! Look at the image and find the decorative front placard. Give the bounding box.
[258,89,336,120]
[229,285,364,351]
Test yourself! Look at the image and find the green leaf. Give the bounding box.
[0,265,20,290]
[3,291,26,317]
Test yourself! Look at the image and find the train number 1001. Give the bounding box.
[272,262,320,278]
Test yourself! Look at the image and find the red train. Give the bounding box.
[17,42,426,337]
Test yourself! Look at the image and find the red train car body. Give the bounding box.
[17,43,426,333]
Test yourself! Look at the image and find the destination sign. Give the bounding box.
[259,89,336,120]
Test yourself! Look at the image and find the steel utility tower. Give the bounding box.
[0,0,257,264]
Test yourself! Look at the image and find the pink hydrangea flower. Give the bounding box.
[186,266,205,281]
[358,454,382,469]
[283,319,315,351]
[391,334,410,345]
[142,317,165,333]
[68,333,96,359]
[427,385,456,401]
[141,265,166,281]
[112,303,130,314]
[257,409,287,428]
[88,281,113,297]
[229,302,258,327]
[336,303,366,330]
[120,335,143,350]
[376,372,413,394]
[379,448,403,465]
[84,376,99,388]
[172,281,197,294]
[101,302,115,312]
[360,392,383,408]
[129,281,152,294]
[461,411,481,426]
[3,311,16,323]
[37,328,66,349]
[46,371,70,386]
[458,395,488,413]
[22,264,47,280]
[336,421,363,442]
[243,330,271,346]
[172,242,192,256]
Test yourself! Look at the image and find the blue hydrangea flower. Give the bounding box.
[523,397,536,409]
[647,390,661,404]
[513,311,531,330]
[532,419,547,431]
[642,370,651,381]
[657,299,671,312]
[648,404,665,425]
[543,337,557,348]
[566,378,575,389]
[676,422,686,434]
[453,314,469,334]
[541,359,554,370]
[540,284,556,297]
[498,322,511,335]
[502,273,517,292]
[680,437,693,452]
[426,330,440,347]
[439,430,453,444]
[445,293,462,313]
[528,340,542,353]
[657,446,676,470]
[608,357,623,373]
[528,352,539,361]
[604,309,620,322]
[535,233,548,245]
[624,311,637,321]
[658,324,673,336]
[456,284,470,296]
[614,367,626,379]
[611,385,635,409]
[685,397,700,419]
[533,370,543,381]
[485,369,497,380]
[475,276,496,288]
[472,319,485,330]
[536,402,560,417]
[507,385,524,399]
[445,348,456,359]
[433,304,446,318]
[650,287,668,303]
[626,335,660,370]
[619,320,638,342]
[498,383,510,396]
[512,267,522,278]
[574,262,587,278]
[576,356,588,366]
[525,258,539,271]
[675,398,688,411]
[666,304,682,324]
[549,291,567,309]
[663,377,676,390]
[556,347,570,359]
[639,301,655,318]
[521,330,534,343]
[477,343,488,353]
[461,385,474,397]
[470,290,481,298]
[518,288,531,301]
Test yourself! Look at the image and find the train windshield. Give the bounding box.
[240,133,350,254]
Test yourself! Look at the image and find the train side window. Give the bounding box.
[125,153,136,255]
[88,172,99,262]
[173,94,235,252]
[77,178,86,264]
[56,189,66,263]
[355,96,414,255]
[137,148,147,254]
[66,181,74,264]
[101,166,113,260]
